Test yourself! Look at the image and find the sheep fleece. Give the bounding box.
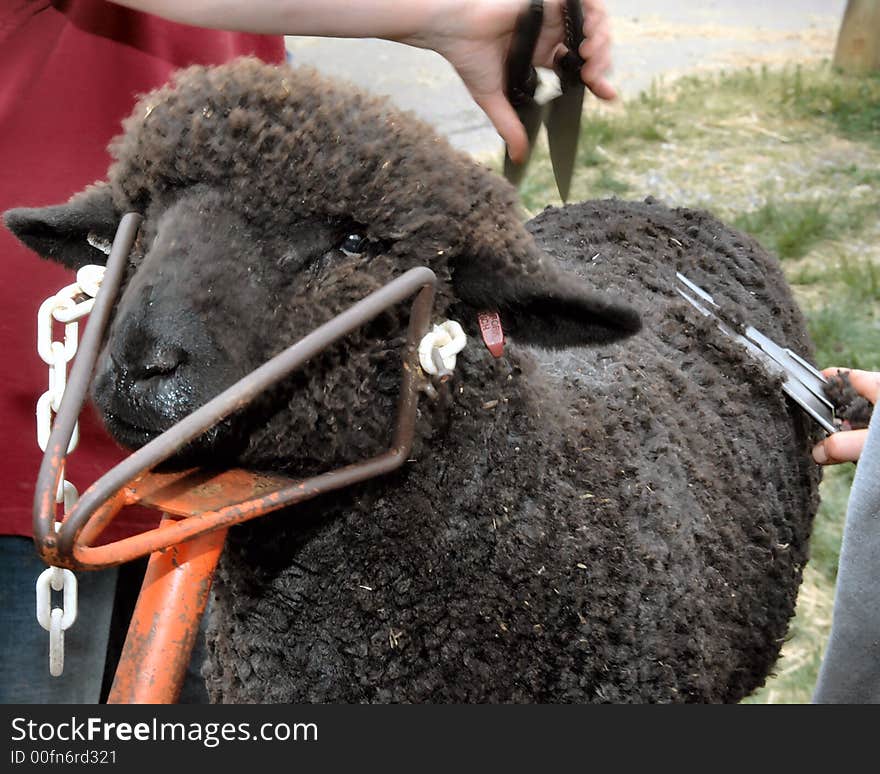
[205,204,821,704]
[106,60,820,702]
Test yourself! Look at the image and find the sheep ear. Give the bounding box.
[453,260,641,348]
[3,184,119,270]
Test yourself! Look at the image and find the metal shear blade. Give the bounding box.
[675,272,837,434]
[503,0,585,201]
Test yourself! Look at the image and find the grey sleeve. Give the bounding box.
[813,407,880,703]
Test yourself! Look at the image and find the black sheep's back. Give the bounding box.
[527,198,821,701]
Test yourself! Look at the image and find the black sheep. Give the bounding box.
[4,58,821,703]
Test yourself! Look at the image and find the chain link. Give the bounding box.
[33,264,105,677]
[35,566,78,677]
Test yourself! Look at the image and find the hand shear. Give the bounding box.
[675,272,839,434]
[503,0,587,201]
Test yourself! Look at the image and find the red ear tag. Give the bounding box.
[478,311,505,358]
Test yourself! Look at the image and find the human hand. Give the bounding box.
[812,368,880,465]
[110,1,616,163]
[407,0,616,163]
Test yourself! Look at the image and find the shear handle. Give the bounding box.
[505,0,545,107]
[554,0,586,85]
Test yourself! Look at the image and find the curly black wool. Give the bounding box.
[4,59,822,703]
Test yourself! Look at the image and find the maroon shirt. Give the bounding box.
[0,1,285,540]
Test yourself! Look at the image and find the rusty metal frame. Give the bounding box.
[33,213,440,571]
[106,516,228,704]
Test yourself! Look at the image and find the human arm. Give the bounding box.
[109,0,616,163]
[812,368,880,465]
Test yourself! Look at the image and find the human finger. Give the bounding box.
[581,47,612,84]
[579,18,610,61]
[578,13,615,99]
[476,90,529,163]
[580,58,616,100]
[812,429,869,465]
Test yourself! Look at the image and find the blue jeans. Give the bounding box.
[0,535,208,704]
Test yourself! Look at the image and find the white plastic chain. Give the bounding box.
[418,320,467,376]
[34,263,105,676]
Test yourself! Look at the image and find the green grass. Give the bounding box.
[791,255,880,371]
[511,61,880,704]
[782,65,880,144]
[836,255,880,303]
[732,196,878,262]
[662,64,880,145]
[809,302,880,371]
[733,200,832,259]
[822,163,880,188]
[594,168,630,195]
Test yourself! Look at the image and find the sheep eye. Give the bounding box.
[340,233,366,257]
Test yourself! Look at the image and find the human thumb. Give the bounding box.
[812,429,868,465]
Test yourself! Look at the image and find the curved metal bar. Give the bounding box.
[72,451,407,569]
[33,212,438,570]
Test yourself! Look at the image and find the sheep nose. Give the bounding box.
[142,344,187,378]
[115,342,188,382]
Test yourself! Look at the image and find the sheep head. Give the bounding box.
[4,58,640,472]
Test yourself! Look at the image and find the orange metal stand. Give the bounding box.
[108,518,228,704]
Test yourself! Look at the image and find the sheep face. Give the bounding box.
[6,187,407,471]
